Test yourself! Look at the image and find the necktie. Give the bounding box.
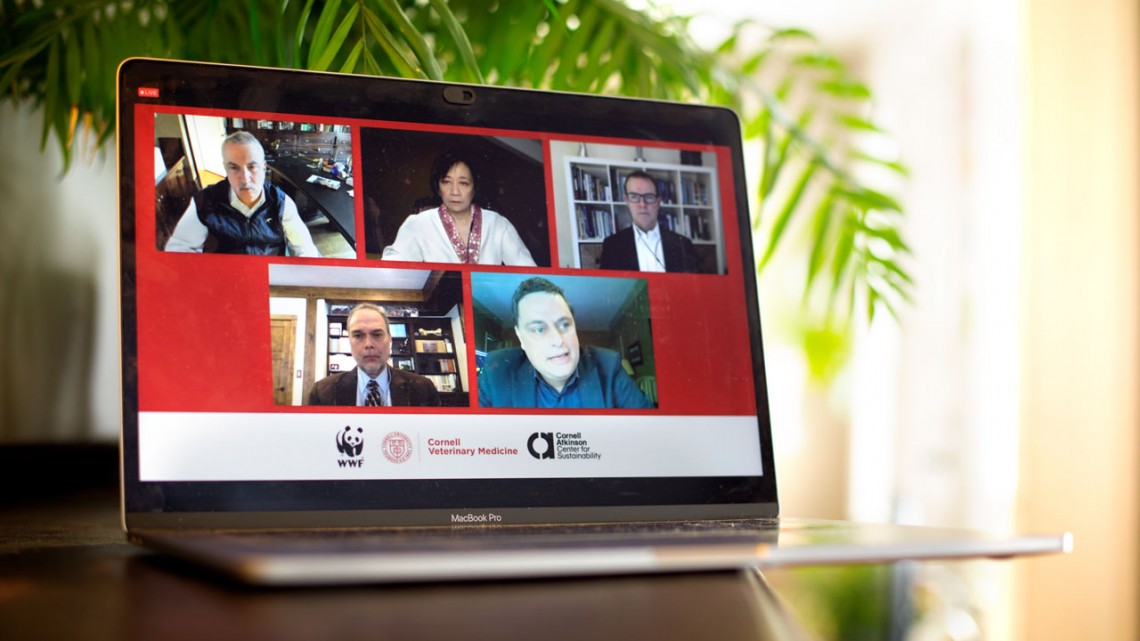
[365,379,383,406]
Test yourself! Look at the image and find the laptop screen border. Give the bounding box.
[117,58,779,527]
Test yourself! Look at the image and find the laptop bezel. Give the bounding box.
[117,57,779,529]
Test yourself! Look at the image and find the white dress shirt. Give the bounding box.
[382,208,536,266]
[633,224,666,272]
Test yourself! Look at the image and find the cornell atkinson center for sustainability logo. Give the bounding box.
[527,432,602,461]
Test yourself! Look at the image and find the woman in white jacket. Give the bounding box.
[382,151,536,266]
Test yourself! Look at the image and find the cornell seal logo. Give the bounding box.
[382,431,414,464]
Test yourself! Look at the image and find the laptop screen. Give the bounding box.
[119,59,776,525]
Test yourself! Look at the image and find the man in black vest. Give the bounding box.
[598,170,699,273]
[165,131,320,256]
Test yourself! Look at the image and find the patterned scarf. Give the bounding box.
[438,204,483,264]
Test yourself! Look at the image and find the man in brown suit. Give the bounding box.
[308,303,439,407]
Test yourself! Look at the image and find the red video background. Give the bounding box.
[133,105,758,416]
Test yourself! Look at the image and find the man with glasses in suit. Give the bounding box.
[598,170,699,273]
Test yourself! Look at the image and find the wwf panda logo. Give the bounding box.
[337,426,364,457]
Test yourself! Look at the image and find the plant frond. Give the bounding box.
[0,0,914,370]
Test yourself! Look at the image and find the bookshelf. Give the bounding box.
[565,156,723,272]
[324,307,466,404]
[409,318,462,395]
[240,119,354,165]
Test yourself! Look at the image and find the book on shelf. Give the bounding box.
[684,212,713,241]
[611,168,628,201]
[415,339,453,354]
[575,205,588,238]
[656,211,712,241]
[571,165,610,201]
[425,374,458,393]
[681,177,709,206]
[652,177,676,204]
[575,205,614,240]
[328,353,355,373]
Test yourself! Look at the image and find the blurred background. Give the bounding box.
[1,0,1135,639]
[670,1,1138,639]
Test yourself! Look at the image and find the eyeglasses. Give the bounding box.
[625,192,659,204]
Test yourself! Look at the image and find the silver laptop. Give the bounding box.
[118,58,1068,585]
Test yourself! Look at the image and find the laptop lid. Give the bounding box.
[118,58,776,529]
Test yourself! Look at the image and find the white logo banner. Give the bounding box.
[137,412,764,481]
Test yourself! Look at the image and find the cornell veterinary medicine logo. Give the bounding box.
[382,431,414,464]
[336,426,365,468]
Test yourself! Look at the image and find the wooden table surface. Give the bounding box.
[0,452,812,641]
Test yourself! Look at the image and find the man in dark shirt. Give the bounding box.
[308,303,439,407]
[598,170,699,273]
[478,277,652,409]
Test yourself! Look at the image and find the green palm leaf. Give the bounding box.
[0,0,913,377]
